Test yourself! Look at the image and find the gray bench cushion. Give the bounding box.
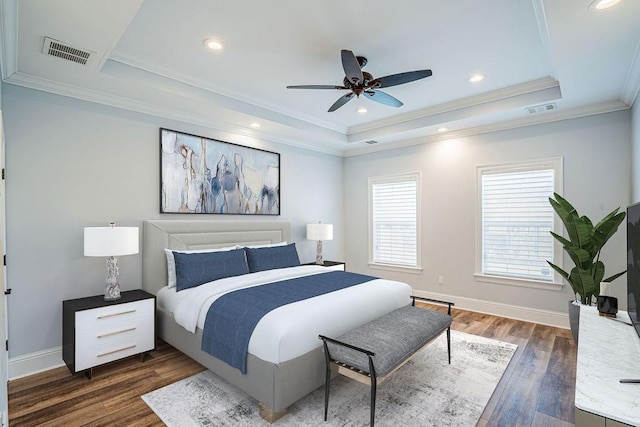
[326,306,452,376]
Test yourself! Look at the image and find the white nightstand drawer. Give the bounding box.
[76,299,154,331]
[75,324,154,371]
[75,317,154,350]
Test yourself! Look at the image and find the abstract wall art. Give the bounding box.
[160,128,280,215]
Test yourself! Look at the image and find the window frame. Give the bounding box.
[368,172,422,273]
[474,157,564,291]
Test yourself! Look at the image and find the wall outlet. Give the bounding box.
[438,275,445,285]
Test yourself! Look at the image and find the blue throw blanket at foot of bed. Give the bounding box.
[201,270,376,374]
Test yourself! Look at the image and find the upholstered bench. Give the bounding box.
[318,296,454,427]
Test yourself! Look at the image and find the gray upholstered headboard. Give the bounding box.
[142,220,292,295]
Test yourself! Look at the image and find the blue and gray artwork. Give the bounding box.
[161,129,280,214]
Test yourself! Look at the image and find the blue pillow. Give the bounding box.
[245,243,301,273]
[174,248,249,291]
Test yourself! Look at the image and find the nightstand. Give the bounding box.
[303,261,346,271]
[63,289,156,379]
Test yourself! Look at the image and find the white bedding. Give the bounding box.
[157,265,413,364]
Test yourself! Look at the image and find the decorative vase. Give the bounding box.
[568,300,581,344]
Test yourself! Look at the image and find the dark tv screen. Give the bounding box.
[627,202,640,338]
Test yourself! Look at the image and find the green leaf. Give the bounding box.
[603,270,627,283]
[550,231,572,247]
[547,261,569,282]
[592,261,605,290]
[593,211,626,253]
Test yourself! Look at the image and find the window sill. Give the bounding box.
[368,263,423,275]
[474,274,565,291]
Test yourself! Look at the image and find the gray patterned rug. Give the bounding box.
[142,331,517,426]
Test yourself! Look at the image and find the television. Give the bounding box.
[627,202,640,337]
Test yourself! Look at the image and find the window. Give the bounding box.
[369,173,420,270]
[477,158,563,287]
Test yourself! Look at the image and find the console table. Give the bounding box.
[576,306,640,426]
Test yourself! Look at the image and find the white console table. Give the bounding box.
[576,306,640,426]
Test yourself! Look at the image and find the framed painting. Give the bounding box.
[160,128,280,215]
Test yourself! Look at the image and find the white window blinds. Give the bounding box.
[370,174,418,267]
[481,167,555,282]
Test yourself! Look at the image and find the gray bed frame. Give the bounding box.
[141,219,327,422]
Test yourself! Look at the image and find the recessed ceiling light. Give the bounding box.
[468,74,486,83]
[437,127,448,133]
[203,38,224,50]
[357,107,368,114]
[589,0,622,10]
[249,122,261,129]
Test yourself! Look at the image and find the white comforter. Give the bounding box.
[157,265,413,364]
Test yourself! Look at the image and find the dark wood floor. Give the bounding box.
[7,305,576,426]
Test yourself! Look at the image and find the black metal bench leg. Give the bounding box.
[370,376,377,427]
[447,327,451,364]
[324,363,330,421]
[321,340,331,422]
[369,356,377,427]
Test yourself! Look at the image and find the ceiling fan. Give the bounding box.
[286,49,432,112]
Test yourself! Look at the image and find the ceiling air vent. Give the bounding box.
[364,140,379,145]
[42,37,95,66]
[525,102,557,115]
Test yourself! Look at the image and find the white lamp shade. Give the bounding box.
[84,227,139,257]
[307,223,333,241]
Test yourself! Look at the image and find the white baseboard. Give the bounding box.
[8,346,64,380]
[412,290,570,329]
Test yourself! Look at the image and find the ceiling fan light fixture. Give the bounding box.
[468,74,486,83]
[203,38,224,50]
[589,0,622,10]
[357,107,368,114]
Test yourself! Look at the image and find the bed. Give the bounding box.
[141,219,412,422]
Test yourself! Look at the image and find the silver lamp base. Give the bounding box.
[315,240,324,265]
[104,256,121,301]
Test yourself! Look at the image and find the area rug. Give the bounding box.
[142,331,517,426]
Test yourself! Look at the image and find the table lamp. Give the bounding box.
[307,222,333,265]
[84,223,139,300]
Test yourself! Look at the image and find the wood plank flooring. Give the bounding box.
[8,306,576,426]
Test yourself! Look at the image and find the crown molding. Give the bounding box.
[4,72,344,156]
[346,79,561,144]
[109,48,346,134]
[342,100,629,157]
[3,68,630,160]
[621,38,640,106]
[0,0,17,79]
[531,0,557,80]
[346,77,560,138]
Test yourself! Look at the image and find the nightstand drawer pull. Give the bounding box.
[97,345,136,358]
[97,309,136,319]
[97,327,136,338]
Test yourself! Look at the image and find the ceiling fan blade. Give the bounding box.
[364,90,403,107]
[373,70,433,88]
[341,50,363,85]
[328,92,355,112]
[286,85,348,90]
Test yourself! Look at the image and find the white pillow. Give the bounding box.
[164,246,238,288]
[239,241,287,249]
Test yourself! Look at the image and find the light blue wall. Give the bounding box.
[2,84,344,358]
[344,111,632,314]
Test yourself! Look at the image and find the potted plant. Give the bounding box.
[547,193,626,343]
